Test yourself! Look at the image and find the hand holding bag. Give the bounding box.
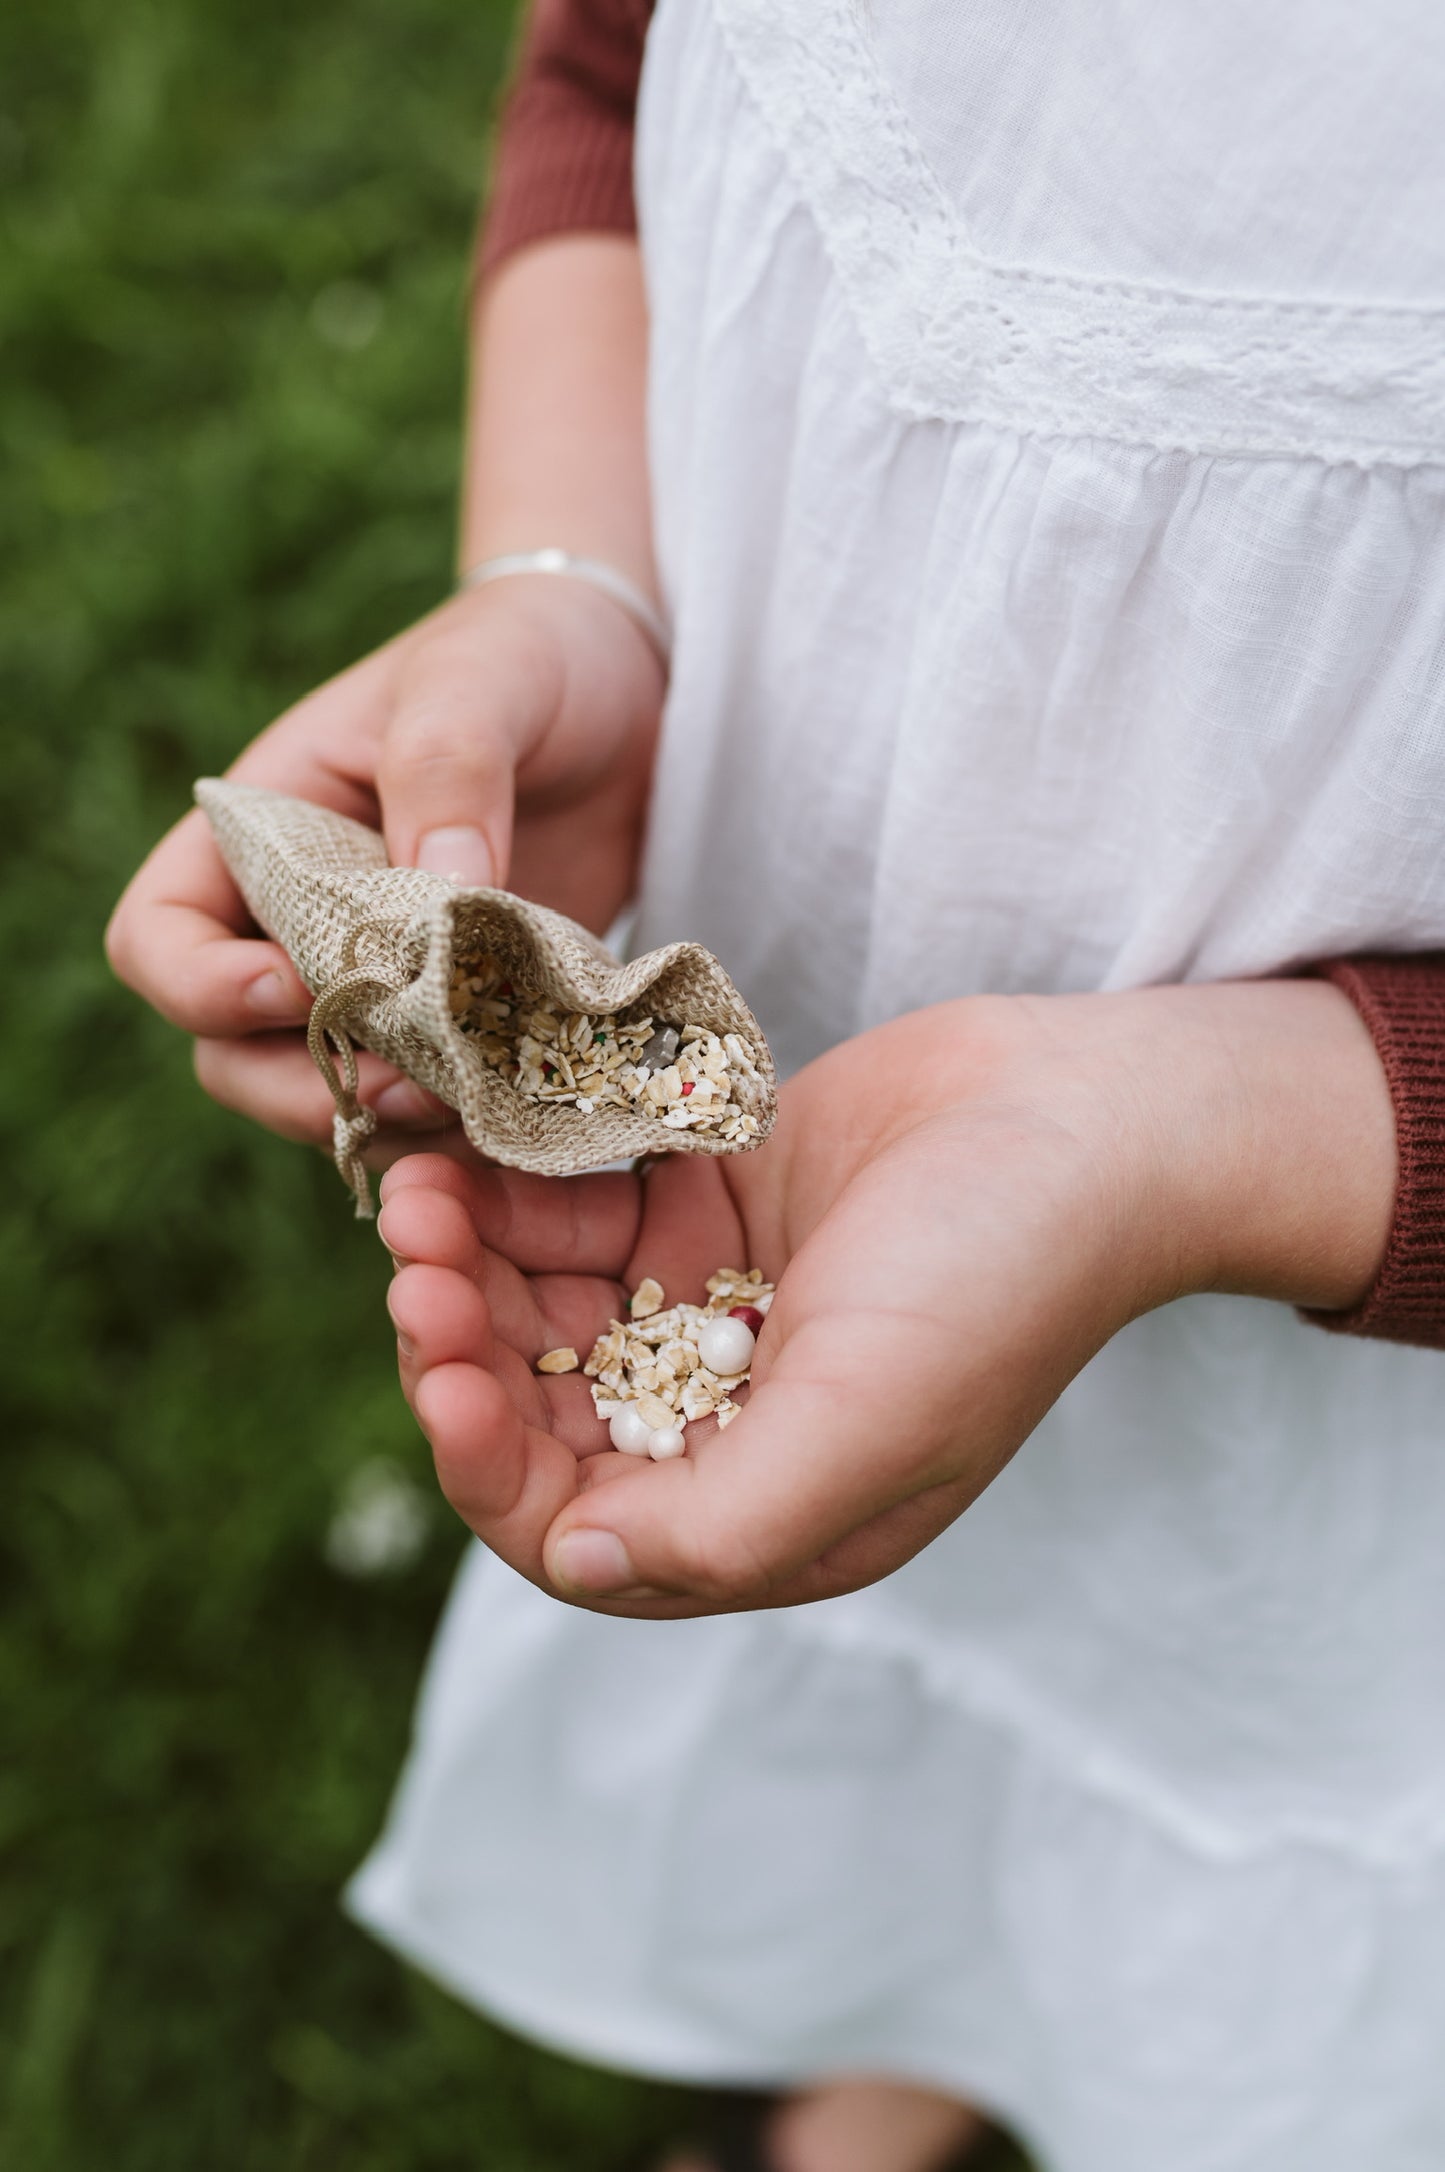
[196,779,777,1216]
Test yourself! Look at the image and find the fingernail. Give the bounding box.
[245,968,310,1021]
[375,1207,410,1267]
[385,1286,414,1354]
[375,1080,448,1128]
[551,1530,638,1596]
[416,826,496,887]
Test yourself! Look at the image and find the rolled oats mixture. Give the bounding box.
[449,949,765,1146]
[536,1268,776,1457]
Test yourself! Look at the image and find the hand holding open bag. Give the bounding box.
[196,778,777,1215]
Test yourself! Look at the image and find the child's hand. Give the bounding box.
[379,979,1394,1615]
[105,576,663,1155]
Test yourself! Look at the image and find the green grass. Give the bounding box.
[0,0,686,2162]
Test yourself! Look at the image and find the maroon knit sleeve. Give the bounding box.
[1301,956,1445,1348]
[479,0,653,278]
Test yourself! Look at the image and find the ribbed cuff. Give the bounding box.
[479,104,638,277]
[474,0,649,282]
[1301,955,1445,1349]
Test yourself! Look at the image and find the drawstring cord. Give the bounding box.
[306,971,398,1218]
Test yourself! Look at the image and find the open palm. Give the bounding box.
[379,997,1169,1615]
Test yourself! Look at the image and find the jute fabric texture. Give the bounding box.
[196,779,775,1215]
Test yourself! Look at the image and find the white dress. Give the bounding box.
[349,4,1445,2165]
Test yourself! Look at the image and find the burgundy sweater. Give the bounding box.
[479,0,1445,1351]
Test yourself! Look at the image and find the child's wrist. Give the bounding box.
[458,549,669,673]
[970,980,1396,1324]
[1097,980,1397,1316]
[446,563,666,704]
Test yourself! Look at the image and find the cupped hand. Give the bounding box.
[378,979,1393,1617]
[105,575,663,1158]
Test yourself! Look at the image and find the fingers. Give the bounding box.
[379,1181,629,1355]
[377,1179,488,1272]
[574,1337,975,1605]
[389,1262,498,1376]
[381,1152,854,1611]
[389,1262,623,1574]
[614,1153,758,1302]
[381,1151,754,1308]
[389,1259,609,1459]
[109,633,417,1039]
[106,602,530,1051]
[538,1322,911,1609]
[536,1151,1010,1610]
[108,639,403,1036]
[194,1035,449,1147]
[106,809,313,1036]
[390,1261,913,1614]
[379,1153,645,1279]
[110,584,572,1054]
[413,1362,551,1534]
[376,605,557,884]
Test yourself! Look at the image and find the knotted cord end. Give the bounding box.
[306,970,397,1220]
[333,1104,379,1218]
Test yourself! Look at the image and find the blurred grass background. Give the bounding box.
[0,0,688,2162]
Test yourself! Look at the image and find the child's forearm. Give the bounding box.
[460,234,657,607]
[1083,978,1397,1318]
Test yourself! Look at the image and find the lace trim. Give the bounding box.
[711,0,1445,468]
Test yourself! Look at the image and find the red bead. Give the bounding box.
[681,1080,695,1096]
[728,1304,766,1334]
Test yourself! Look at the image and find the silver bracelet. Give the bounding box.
[459,548,670,668]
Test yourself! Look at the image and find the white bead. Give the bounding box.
[647,1425,687,1461]
[697,1317,756,1376]
[609,1405,654,1456]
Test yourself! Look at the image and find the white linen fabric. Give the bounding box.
[350,3,1445,2165]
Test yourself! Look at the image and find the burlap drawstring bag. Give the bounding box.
[195,779,777,1217]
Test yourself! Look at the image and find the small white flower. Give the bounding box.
[310,280,384,351]
[325,1458,430,1579]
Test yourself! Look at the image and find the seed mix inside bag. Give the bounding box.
[196,779,777,1216]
